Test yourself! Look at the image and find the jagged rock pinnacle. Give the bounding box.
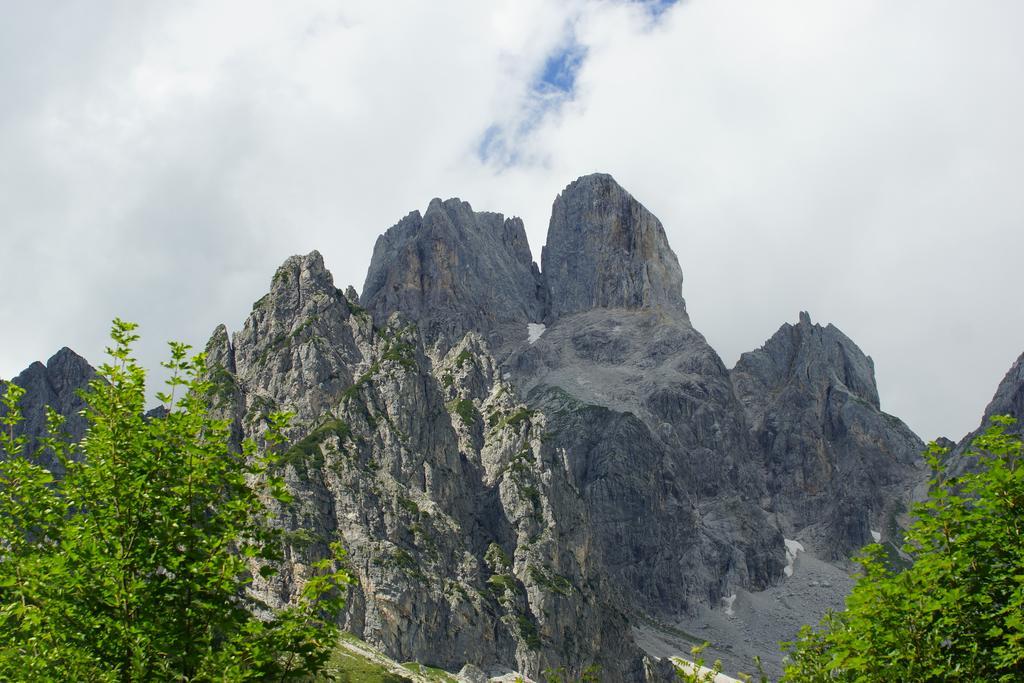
[541,173,686,321]
[360,198,543,349]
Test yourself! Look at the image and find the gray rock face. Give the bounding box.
[361,199,544,352]
[946,350,1024,476]
[231,250,366,425]
[513,309,783,615]
[207,253,659,681]
[196,179,931,677]
[731,312,925,560]
[984,351,1024,422]
[541,174,686,322]
[1,347,95,475]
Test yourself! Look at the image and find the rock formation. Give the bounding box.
[542,173,686,321]
[194,248,654,680]
[731,312,925,560]
[946,350,1024,477]
[980,351,1024,423]
[0,347,95,476]
[5,173,951,681]
[362,199,544,352]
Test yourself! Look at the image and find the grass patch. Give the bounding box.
[282,528,321,550]
[485,542,512,573]
[489,407,537,432]
[255,332,291,366]
[447,398,478,428]
[280,418,351,470]
[345,297,370,318]
[322,636,412,683]
[528,565,574,597]
[486,573,522,596]
[343,363,380,401]
[519,484,542,512]
[373,547,426,582]
[289,314,320,341]
[400,663,458,682]
[517,614,542,650]
[397,496,420,516]
[381,339,417,371]
[504,408,535,428]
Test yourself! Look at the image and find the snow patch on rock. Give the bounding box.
[871,529,881,543]
[722,592,737,616]
[784,539,804,578]
[527,323,546,344]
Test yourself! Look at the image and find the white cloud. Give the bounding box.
[2,0,1022,441]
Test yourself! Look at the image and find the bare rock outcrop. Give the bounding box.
[731,312,925,560]
[361,199,544,352]
[0,347,95,476]
[207,252,660,681]
[541,174,686,322]
[945,349,1024,476]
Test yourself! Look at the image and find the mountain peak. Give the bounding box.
[981,350,1024,423]
[541,173,685,321]
[361,198,544,349]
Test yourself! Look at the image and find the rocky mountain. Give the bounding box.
[731,312,925,560]
[205,248,660,680]
[541,173,687,321]
[945,350,1024,477]
[362,198,544,353]
[0,347,94,476]
[980,351,1024,423]
[4,174,948,681]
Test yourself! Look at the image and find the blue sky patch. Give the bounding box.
[636,0,679,19]
[476,1,678,166]
[537,40,587,95]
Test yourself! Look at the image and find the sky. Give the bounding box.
[2,0,1023,442]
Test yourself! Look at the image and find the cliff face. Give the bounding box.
[7,173,946,681]
[0,347,95,476]
[542,174,686,322]
[982,351,1024,423]
[201,250,653,681]
[363,175,786,622]
[731,312,925,560]
[946,350,1024,476]
[303,174,928,676]
[361,199,544,353]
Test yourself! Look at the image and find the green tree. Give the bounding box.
[782,416,1024,682]
[0,319,353,681]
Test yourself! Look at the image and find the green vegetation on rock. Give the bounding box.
[281,417,352,470]
[447,398,478,428]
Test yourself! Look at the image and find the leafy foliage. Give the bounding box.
[782,416,1024,681]
[0,320,353,681]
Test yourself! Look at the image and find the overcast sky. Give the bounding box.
[2,0,1022,442]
